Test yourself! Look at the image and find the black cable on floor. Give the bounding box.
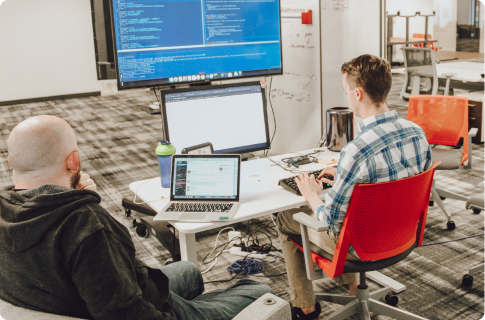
[420,234,484,247]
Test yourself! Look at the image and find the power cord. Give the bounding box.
[133,178,168,205]
[265,76,276,158]
[420,234,484,247]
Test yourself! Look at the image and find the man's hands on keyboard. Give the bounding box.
[277,169,334,196]
[318,166,337,186]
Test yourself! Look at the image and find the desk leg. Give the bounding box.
[366,271,406,294]
[179,232,198,265]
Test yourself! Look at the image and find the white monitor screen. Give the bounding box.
[172,157,239,200]
[162,83,270,154]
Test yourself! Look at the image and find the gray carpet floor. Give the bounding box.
[0,70,483,319]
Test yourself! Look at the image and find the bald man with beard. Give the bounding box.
[0,116,272,320]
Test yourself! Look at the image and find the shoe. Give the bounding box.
[291,302,321,320]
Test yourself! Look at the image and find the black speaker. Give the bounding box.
[90,0,116,80]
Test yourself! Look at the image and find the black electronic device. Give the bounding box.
[181,142,214,155]
[161,82,271,155]
[278,172,334,196]
[90,0,116,80]
[109,0,283,90]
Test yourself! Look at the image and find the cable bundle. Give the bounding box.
[228,258,265,279]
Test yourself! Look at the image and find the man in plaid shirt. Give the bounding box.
[277,54,432,320]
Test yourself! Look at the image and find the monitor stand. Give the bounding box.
[241,152,259,161]
[142,82,212,115]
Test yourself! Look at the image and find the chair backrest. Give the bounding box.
[407,95,469,165]
[412,33,434,49]
[401,47,438,95]
[333,162,439,263]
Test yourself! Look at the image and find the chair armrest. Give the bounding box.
[293,212,329,232]
[469,127,479,138]
[233,293,291,320]
[441,73,457,78]
[293,212,327,281]
[464,128,478,169]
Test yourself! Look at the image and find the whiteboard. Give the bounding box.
[266,0,323,155]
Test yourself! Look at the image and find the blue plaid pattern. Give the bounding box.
[316,110,431,257]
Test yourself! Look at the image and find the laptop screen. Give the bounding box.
[171,156,240,201]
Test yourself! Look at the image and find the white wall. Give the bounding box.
[387,0,434,62]
[321,0,383,134]
[457,0,473,24]
[0,0,101,102]
[433,0,457,51]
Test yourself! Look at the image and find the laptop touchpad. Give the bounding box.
[180,213,208,221]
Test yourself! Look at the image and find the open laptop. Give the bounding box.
[157,154,241,222]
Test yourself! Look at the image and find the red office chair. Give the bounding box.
[288,162,440,320]
[411,33,438,51]
[407,95,479,230]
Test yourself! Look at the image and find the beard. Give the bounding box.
[70,158,82,189]
[70,169,81,189]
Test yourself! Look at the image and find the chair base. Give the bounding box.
[316,286,428,320]
[469,263,484,277]
[431,184,468,230]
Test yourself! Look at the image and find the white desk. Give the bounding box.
[436,61,484,90]
[130,148,406,293]
[130,148,335,262]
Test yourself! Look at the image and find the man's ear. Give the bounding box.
[355,87,364,101]
[66,152,80,173]
[7,156,11,166]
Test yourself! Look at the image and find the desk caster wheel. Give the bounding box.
[447,221,456,230]
[462,274,474,286]
[136,224,149,238]
[385,293,398,306]
[473,209,482,215]
[125,208,131,217]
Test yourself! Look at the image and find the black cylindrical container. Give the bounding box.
[326,107,354,152]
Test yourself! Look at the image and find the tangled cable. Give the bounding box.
[228,257,265,279]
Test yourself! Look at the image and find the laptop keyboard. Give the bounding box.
[166,202,233,212]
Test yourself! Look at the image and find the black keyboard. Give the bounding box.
[278,170,334,196]
[166,202,233,212]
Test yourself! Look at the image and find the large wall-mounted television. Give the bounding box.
[110,0,283,90]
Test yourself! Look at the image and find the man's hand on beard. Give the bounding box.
[75,171,97,192]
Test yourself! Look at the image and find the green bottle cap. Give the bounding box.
[156,141,176,156]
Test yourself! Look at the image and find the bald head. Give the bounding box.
[8,115,78,175]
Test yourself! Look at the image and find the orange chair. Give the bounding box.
[407,95,479,230]
[412,33,438,51]
[288,162,440,320]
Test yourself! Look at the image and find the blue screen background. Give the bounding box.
[112,0,282,86]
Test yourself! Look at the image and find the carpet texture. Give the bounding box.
[0,74,483,319]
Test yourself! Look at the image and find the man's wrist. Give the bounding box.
[304,192,324,212]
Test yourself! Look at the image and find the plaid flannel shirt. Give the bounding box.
[316,110,432,258]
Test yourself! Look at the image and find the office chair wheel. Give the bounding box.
[163,258,174,266]
[125,208,131,217]
[136,224,149,238]
[473,209,482,215]
[462,274,474,286]
[440,196,446,201]
[385,293,399,306]
[447,221,456,230]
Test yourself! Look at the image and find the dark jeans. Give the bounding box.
[160,261,274,320]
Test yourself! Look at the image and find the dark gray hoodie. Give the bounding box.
[0,184,175,320]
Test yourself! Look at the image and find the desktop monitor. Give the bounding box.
[110,0,283,90]
[161,82,270,154]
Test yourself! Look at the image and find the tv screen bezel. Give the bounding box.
[160,81,271,155]
[109,0,283,90]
